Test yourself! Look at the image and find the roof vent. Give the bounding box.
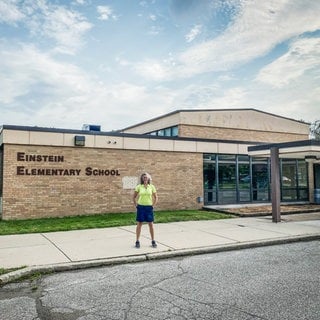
[82,124,101,132]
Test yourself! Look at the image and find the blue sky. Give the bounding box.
[0,0,319,131]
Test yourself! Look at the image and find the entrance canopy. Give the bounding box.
[248,139,320,159]
[248,139,320,222]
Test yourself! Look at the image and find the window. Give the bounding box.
[147,126,178,137]
[171,126,178,136]
[164,128,171,136]
[281,159,308,201]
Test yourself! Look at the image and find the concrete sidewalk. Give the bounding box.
[1,214,320,284]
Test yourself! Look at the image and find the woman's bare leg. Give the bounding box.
[148,222,155,241]
[136,222,143,241]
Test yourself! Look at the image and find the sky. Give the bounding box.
[0,0,319,132]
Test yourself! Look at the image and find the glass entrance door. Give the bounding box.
[203,162,216,204]
[281,161,297,201]
[314,164,320,188]
[218,163,236,203]
[238,163,251,202]
[252,162,269,202]
[218,155,236,204]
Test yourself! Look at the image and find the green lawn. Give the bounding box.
[0,210,233,235]
[0,267,26,276]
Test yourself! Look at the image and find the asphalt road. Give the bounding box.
[1,240,319,320]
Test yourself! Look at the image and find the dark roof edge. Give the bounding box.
[248,139,320,152]
[119,108,310,131]
[1,124,262,146]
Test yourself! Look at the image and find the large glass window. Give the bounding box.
[204,154,254,204]
[203,154,308,205]
[281,159,308,201]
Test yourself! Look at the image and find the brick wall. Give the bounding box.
[0,148,3,198]
[179,125,308,143]
[2,145,203,220]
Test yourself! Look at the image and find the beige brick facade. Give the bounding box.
[0,109,315,220]
[179,124,308,143]
[122,109,310,141]
[1,144,203,220]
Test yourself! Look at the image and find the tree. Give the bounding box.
[310,120,320,140]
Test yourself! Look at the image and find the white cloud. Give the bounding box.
[0,0,25,24]
[0,40,317,130]
[134,59,173,81]
[178,0,320,74]
[115,56,131,67]
[185,24,202,43]
[0,43,175,130]
[0,1,92,55]
[1,0,319,130]
[256,37,320,87]
[97,5,117,21]
[0,43,90,104]
[147,25,162,36]
[73,0,87,5]
[134,0,320,81]
[175,84,247,109]
[41,6,92,54]
[149,14,157,21]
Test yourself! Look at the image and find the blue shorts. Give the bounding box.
[136,205,154,222]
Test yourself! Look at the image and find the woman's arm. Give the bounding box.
[152,192,158,206]
[133,191,138,206]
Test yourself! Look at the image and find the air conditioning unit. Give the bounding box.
[82,124,101,132]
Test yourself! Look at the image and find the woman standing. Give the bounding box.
[133,173,158,248]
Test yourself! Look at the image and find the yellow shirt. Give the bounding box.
[135,184,156,206]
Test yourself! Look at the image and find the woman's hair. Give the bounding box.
[140,172,151,184]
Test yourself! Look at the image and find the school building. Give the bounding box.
[1,108,320,220]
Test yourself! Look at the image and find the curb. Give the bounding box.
[1,233,320,286]
[0,255,147,285]
[146,234,320,259]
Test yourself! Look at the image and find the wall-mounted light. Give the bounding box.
[197,196,203,203]
[74,135,85,146]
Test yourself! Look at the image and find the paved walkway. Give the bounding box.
[1,213,320,284]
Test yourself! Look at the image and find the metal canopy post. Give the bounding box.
[271,147,281,222]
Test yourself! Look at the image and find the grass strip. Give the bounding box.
[0,266,26,276]
[0,210,232,235]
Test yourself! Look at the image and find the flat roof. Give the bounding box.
[0,124,264,146]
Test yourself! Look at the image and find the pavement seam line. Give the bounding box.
[118,227,176,250]
[40,233,73,262]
